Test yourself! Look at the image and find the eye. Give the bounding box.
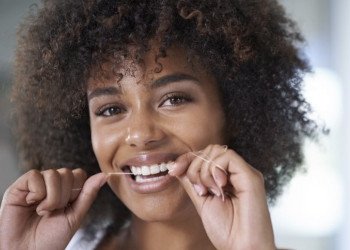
[96,105,125,117]
[160,93,192,107]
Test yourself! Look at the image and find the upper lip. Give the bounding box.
[118,152,179,169]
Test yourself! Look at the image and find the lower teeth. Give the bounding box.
[135,175,165,183]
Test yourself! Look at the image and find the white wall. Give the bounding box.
[271,1,349,250]
[331,0,350,249]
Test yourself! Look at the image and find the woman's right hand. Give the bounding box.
[0,168,107,250]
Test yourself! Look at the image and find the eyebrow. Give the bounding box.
[88,86,120,101]
[88,73,200,101]
[151,73,200,89]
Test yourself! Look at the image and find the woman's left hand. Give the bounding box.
[169,144,275,250]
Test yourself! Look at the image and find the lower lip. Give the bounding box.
[126,173,176,194]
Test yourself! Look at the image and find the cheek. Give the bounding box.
[91,123,123,171]
[168,107,225,151]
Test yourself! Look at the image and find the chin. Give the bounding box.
[126,191,195,223]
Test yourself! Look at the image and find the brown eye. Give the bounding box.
[96,106,124,117]
[161,93,192,107]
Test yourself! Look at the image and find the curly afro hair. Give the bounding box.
[12,0,318,235]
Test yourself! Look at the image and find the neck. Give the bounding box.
[123,209,215,250]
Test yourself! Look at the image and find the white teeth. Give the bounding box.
[160,163,167,172]
[141,166,151,176]
[131,166,137,175]
[130,162,172,176]
[135,175,164,183]
[150,164,160,174]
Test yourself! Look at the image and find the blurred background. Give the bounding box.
[0,0,349,249]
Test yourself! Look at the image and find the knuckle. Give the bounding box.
[58,167,71,175]
[43,169,59,179]
[73,168,87,178]
[26,169,41,179]
[59,168,74,180]
[187,169,199,182]
[227,149,235,157]
[75,167,85,173]
[256,170,265,183]
[250,168,265,184]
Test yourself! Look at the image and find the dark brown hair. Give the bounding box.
[13,0,319,236]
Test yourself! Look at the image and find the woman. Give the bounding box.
[0,0,318,249]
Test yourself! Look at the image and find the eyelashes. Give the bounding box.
[159,92,192,107]
[95,92,193,118]
[95,104,125,117]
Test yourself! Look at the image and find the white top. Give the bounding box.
[65,229,103,250]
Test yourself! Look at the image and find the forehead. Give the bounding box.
[87,45,209,91]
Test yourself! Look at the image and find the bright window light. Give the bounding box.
[270,67,344,237]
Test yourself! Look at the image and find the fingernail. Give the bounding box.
[213,167,226,187]
[193,184,205,196]
[213,169,220,184]
[37,209,49,216]
[221,191,226,202]
[210,188,221,197]
[26,199,36,205]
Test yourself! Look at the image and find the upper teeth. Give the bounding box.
[130,162,172,176]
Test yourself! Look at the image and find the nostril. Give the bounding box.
[124,125,166,148]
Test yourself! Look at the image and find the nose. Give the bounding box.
[124,110,165,148]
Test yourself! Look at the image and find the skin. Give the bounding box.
[88,45,226,249]
[0,45,275,250]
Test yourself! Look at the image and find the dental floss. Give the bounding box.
[189,151,228,175]
[71,172,133,191]
[169,133,227,201]
[72,131,228,201]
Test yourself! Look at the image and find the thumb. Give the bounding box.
[66,173,107,229]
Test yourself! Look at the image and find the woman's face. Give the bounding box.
[88,46,226,222]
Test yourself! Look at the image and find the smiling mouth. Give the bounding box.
[123,162,173,183]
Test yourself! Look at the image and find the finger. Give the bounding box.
[192,183,208,197]
[66,173,107,230]
[205,145,229,189]
[211,149,263,193]
[57,168,74,208]
[36,169,61,214]
[199,165,221,197]
[212,166,228,188]
[198,146,227,196]
[175,174,216,215]
[4,170,47,207]
[69,168,88,202]
[185,151,210,184]
[25,170,47,205]
[225,149,255,174]
[168,151,196,176]
[170,145,211,179]
[201,145,215,171]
